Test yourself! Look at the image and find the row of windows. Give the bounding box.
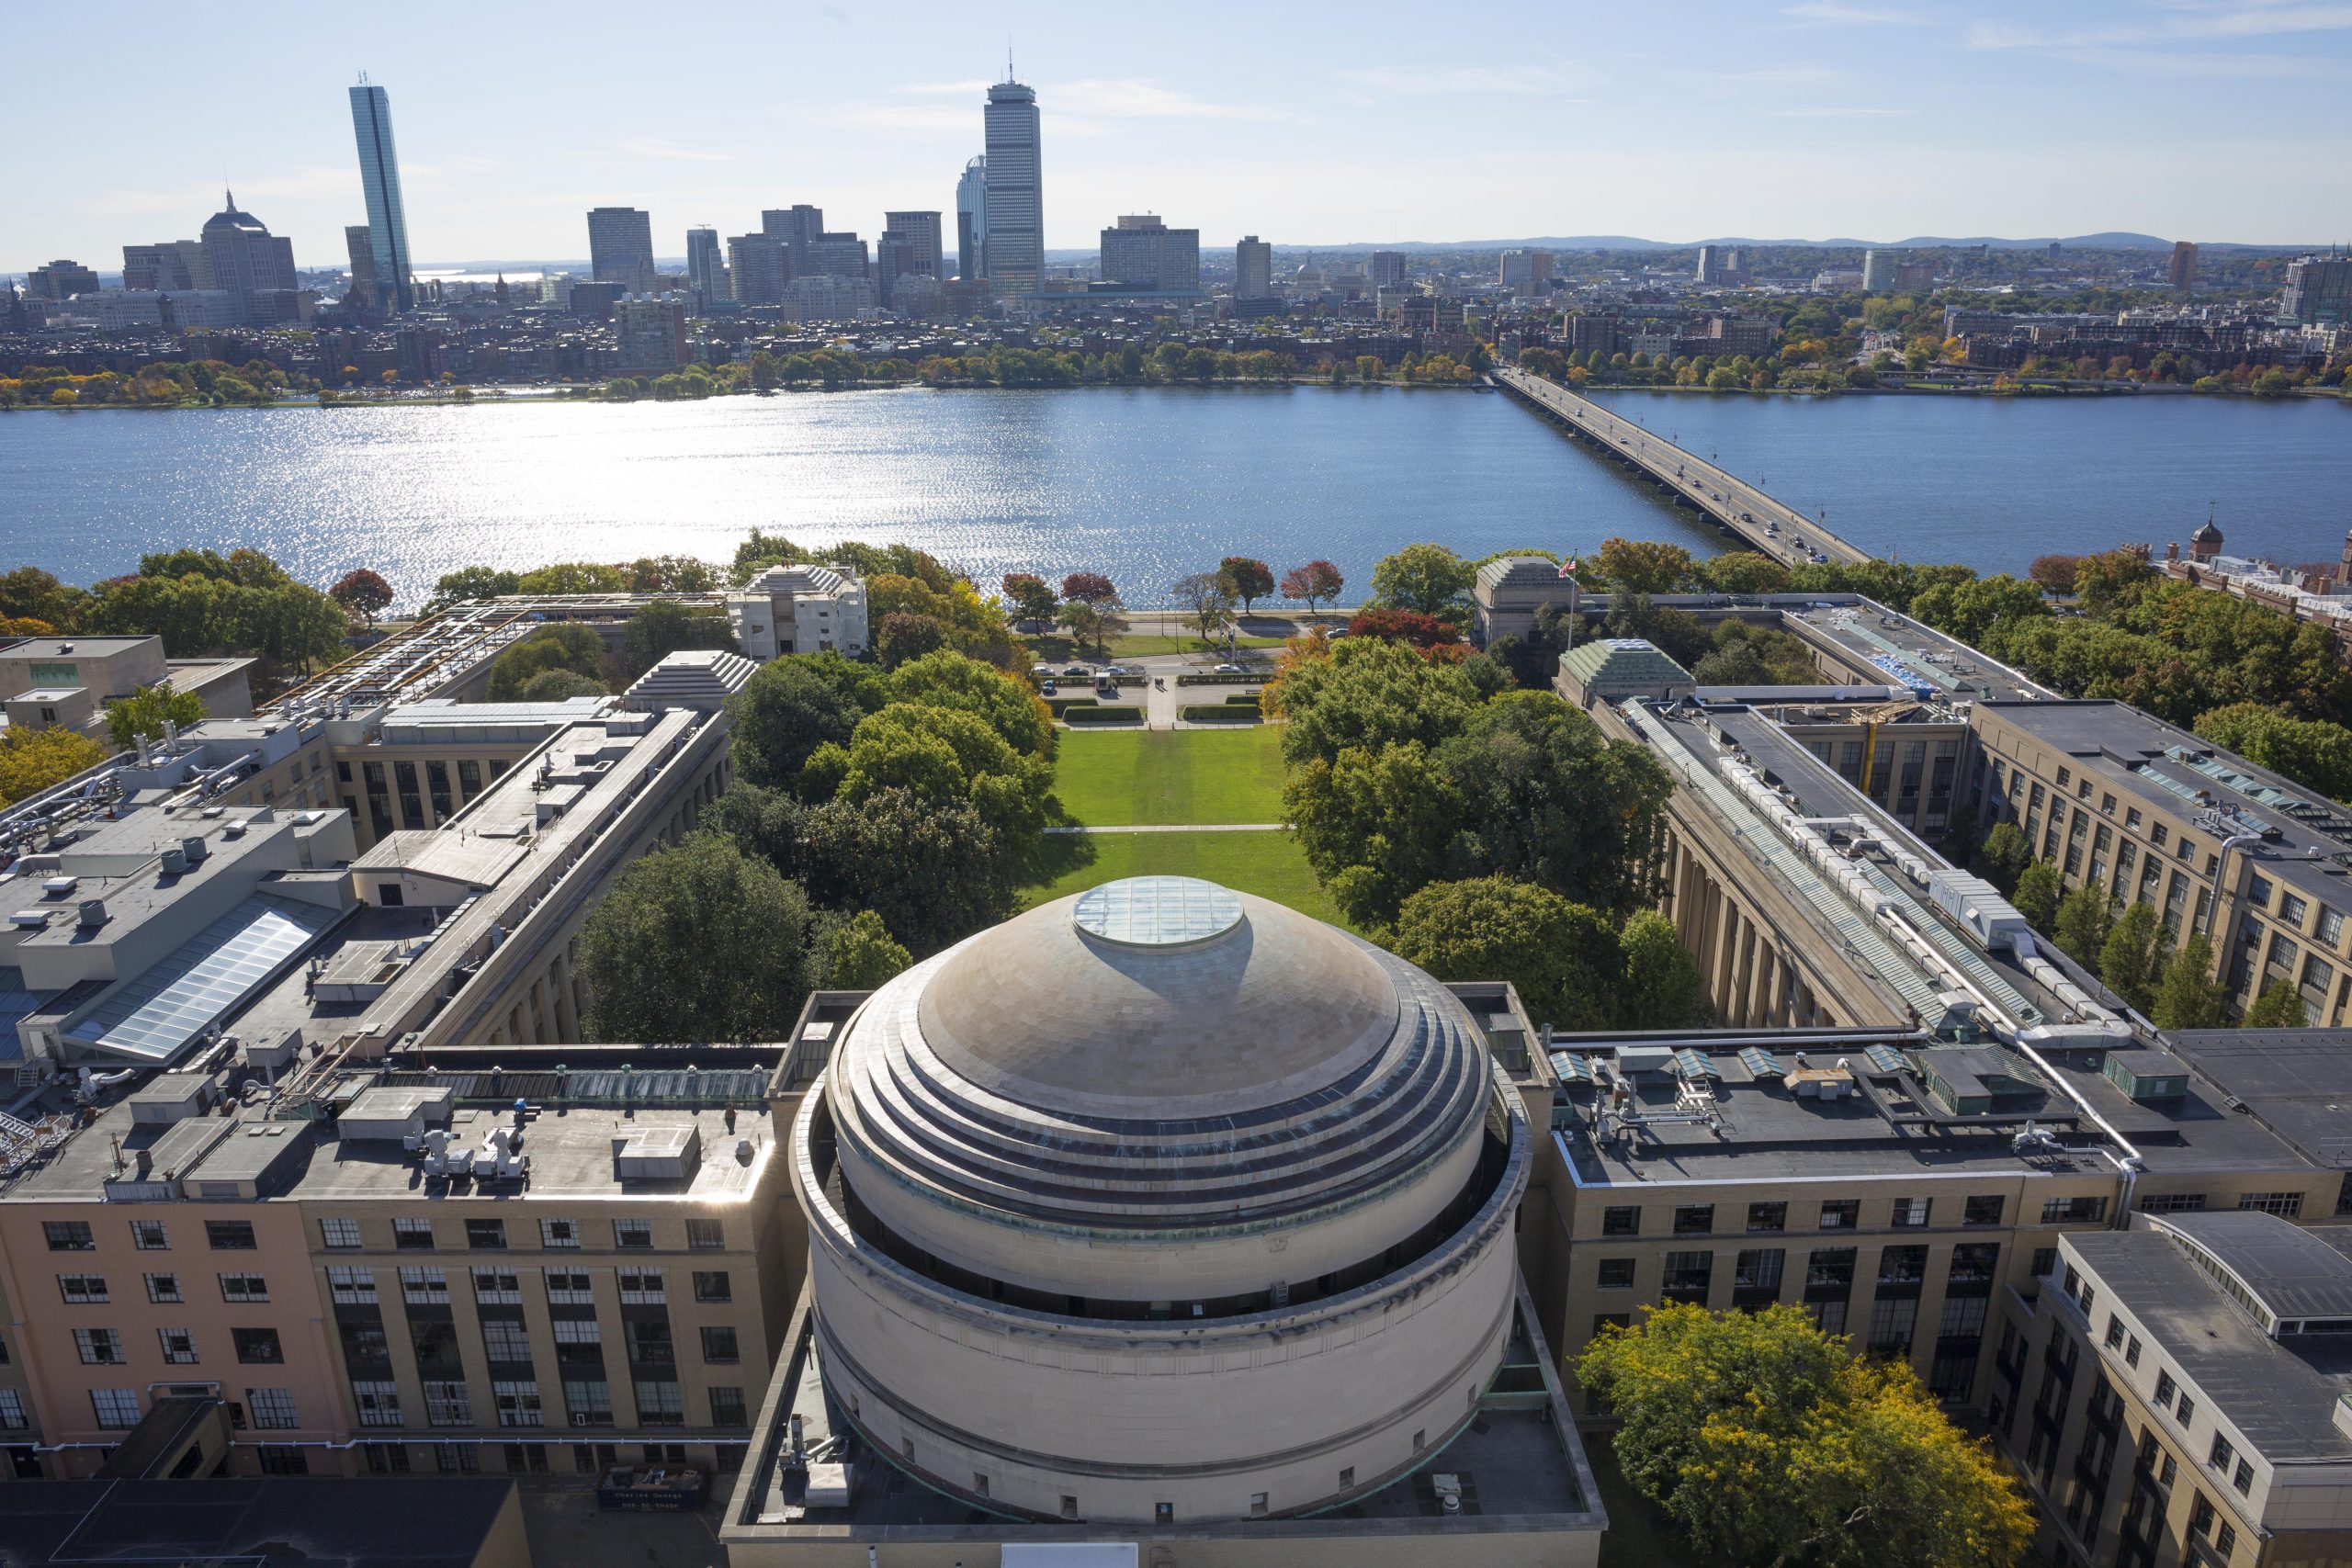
[57,1270,266,1305]
[1598,1243,2003,1291]
[322,1215,729,1253]
[44,1219,256,1252]
[1598,1194,2103,1236]
[85,1387,299,1431]
[75,1325,282,1366]
[347,1376,748,1430]
[361,1265,731,1306]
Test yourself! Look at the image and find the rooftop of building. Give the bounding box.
[1559,637,1691,689]
[1476,556,1576,594]
[2154,1028,2352,1170]
[0,636,162,660]
[622,649,757,713]
[2065,1215,2352,1463]
[1980,697,2352,902]
[0,1477,520,1568]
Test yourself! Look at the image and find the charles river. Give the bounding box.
[2,386,2346,605]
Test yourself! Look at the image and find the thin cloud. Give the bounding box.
[2046,45,2346,76]
[1781,2,1924,22]
[613,139,728,163]
[1055,78,1295,120]
[1970,3,2352,47]
[1337,64,1581,96]
[895,80,992,96]
[1766,105,1912,116]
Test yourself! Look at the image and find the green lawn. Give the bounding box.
[1018,830,1352,931]
[1052,725,1288,826]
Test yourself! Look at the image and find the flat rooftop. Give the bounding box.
[0,1477,519,1568]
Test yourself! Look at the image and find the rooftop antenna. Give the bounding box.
[1006,41,1014,82]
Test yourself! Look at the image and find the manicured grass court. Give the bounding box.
[1018,830,1351,931]
[1051,725,1288,826]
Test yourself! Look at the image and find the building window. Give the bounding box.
[74,1328,125,1365]
[2030,1247,2058,1278]
[424,1381,472,1427]
[2140,1192,2208,1213]
[233,1327,283,1364]
[619,1270,665,1305]
[472,1268,523,1304]
[634,1381,684,1427]
[2322,907,2346,947]
[2248,874,2274,908]
[1661,1251,1713,1303]
[1867,1296,1918,1355]
[1819,1200,1859,1229]
[700,1325,741,1363]
[1806,1248,1857,1290]
[1673,1205,1714,1235]
[614,1220,654,1250]
[545,1270,595,1306]
[158,1327,200,1365]
[2155,1371,2177,1409]
[686,1218,725,1250]
[466,1220,506,1250]
[1948,1244,2000,1286]
[130,1220,170,1251]
[1937,1295,1987,1339]
[399,1267,448,1304]
[2177,1393,2197,1426]
[90,1390,141,1429]
[435,1443,480,1473]
[2209,1434,2234,1472]
[57,1274,107,1304]
[539,1219,581,1249]
[219,1273,269,1303]
[1878,1247,1928,1287]
[247,1388,299,1429]
[44,1221,95,1252]
[320,1217,361,1250]
[493,1381,544,1427]
[692,1270,731,1303]
[1962,1195,2005,1225]
[562,1381,613,1427]
[1601,1206,1640,1236]
[2217,1522,2238,1555]
[481,1318,533,1364]
[0,1389,26,1429]
[2125,1335,2143,1368]
[1746,1201,1787,1233]
[1891,1198,1931,1228]
[2281,892,2310,928]
[1597,1258,1636,1289]
[2041,1196,2109,1224]
[2237,1191,2304,1218]
[1060,1497,1080,1520]
[394,1218,435,1249]
[2233,1459,2254,1495]
[206,1221,257,1250]
[326,1266,377,1304]
[1734,1249,1785,1294]
[352,1382,403,1427]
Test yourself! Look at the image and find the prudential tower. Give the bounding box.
[982,66,1041,298]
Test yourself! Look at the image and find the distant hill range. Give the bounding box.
[1305,232,2313,254]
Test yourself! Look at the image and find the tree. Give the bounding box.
[2151,932,2225,1031]
[1595,537,1693,595]
[886,648,1056,759]
[818,909,912,989]
[485,624,608,701]
[1171,571,1238,644]
[1580,1303,2032,1568]
[1370,543,1476,624]
[329,569,394,626]
[0,566,91,628]
[1908,574,2048,646]
[1693,551,1790,595]
[1218,557,1274,614]
[2194,703,2352,805]
[1974,822,2033,895]
[800,787,1014,956]
[2012,862,2063,932]
[1061,571,1120,608]
[1001,572,1060,628]
[621,598,736,681]
[518,669,608,702]
[577,832,817,1043]
[1385,878,1623,1030]
[876,611,952,671]
[105,683,207,750]
[420,565,521,615]
[729,651,886,788]
[2243,978,2308,1028]
[2052,882,2114,966]
[1345,608,1453,648]
[1280,559,1346,617]
[515,561,629,596]
[1617,909,1713,1028]
[2098,901,2169,1012]
[0,725,108,805]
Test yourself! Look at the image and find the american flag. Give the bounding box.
[1558,558,1579,578]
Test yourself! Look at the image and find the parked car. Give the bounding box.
[1214,662,1244,673]
[1032,662,1053,678]
[1041,679,1057,695]
[1062,664,1090,678]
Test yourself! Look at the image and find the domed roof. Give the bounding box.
[2191,518,2224,545]
[824,877,1494,1241]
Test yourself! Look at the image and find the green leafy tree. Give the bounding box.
[1617,909,1714,1028]
[818,909,912,989]
[621,598,737,681]
[105,683,207,750]
[2052,882,2114,966]
[800,786,1014,956]
[518,669,608,702]
[702,781,807,874]
[0,725,109,805]
[1172,571,1238,643]
[876,611,952,671]
[515,561,629,595]
[0,566,92,628]
[1370,543,1476,624]
[1974,822,2033,895]
[485,624,609,701]
[1579,1303,2032,1568]
[1218,557,1274,613]
[1594,537,1693,595]
[2244,979,2309,1028]
[1693,551,1790,595]
[420,566,522,614]
[578,832,817,1043]
[329,569,394,626]
[1908,573,2049,646]
[2012,861,2063,931]
[1385,877,1624,1030]
[1290,740,1466,928]
[2151,932,2225,1031]
[886,648,1055,759]
[1276,635,1491,769]
[1000,572,1060,627]
[2098,901,2169,1012]
[2193,703,2352,804]
[729,651,886,788]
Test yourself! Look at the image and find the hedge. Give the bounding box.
[1174,672,1266,687]
[1182,705,1261,723]
[1063,705,1145,725]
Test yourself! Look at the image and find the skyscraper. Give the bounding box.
[198,194,298,322]
[345,225,379,311]
[883,211,945,284]
[2169,240,2199,292]
[1370,250,1407,289]
[1099,215,1199,295]
[983,71,1042,298]
[1695,244,1724,284]
[728,233,791,305]
[1860,249,1899,293]
[685,227,727,310]
[1236,236,1272,299]
[761,206,826,272]
[348,78,414,312]
[956,156,987,280]
[587,208,657,295]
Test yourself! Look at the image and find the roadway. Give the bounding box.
[1493,367,1872,569]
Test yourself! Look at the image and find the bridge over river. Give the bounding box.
[1495,367,1872,569]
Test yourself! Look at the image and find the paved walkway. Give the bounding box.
[1046,823,1284,834]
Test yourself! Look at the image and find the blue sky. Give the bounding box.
[15,0,2351,271]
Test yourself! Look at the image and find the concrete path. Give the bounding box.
[1046,823,1284,834]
